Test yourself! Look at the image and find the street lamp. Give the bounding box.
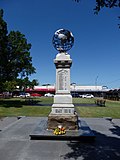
[95,76,99,90]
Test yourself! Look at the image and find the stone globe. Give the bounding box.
[52,29,74,52]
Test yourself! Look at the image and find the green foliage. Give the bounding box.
[16,77,39,91]
[30,79,39,89]
[7,31,35,79]
[73,0,120,27]
[0,9,8,92]
[93,0,120,14]
[74,0,120,11]
[3,81,17,92]
[0,9,36,92]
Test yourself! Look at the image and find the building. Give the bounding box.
[25,85,109,97]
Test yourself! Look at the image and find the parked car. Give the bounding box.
[71,93,80,98]
[30,93,42,97]
[79,95,83,98]
[44,93,54,97]
[18,93,30,98]
[82,94,94,98]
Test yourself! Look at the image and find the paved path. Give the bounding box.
[0,117,120,160]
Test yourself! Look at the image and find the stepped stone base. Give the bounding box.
[30,118,95,141]
[48,114,78,130]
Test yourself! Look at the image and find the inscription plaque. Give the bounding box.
[55,109,62,113]
[58,70,68,90]
[53,108,74,114]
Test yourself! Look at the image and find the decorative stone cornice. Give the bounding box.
[54,59,72,68]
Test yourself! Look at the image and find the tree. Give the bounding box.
[0,9,36,92]
[16,78,39,92]
[3,80,17,93]
[74,0,120,28]
[7,31,35,80]
[74,0,120,11]
[0,9,8,91]
[30,79,39,89]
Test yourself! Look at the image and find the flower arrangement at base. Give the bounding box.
[53,125,66,135]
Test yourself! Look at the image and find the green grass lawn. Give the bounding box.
[0,97,120,118]
[75,98,120,118]
[0,106,51,117]
[76,106,120,118]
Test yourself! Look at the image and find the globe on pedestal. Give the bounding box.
[52,29,74,52]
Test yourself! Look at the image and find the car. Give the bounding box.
[30,93,42,97]
[79,95,83,98]
[82,94,94,98]
[71,93,80,98]
[25,93,30,97]
[44,93,54,97]
[18,93,30,98]
[81,94,87,98]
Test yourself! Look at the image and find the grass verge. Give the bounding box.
[76,106,120,118]
[0,105,51,117]
[0,97,120,118]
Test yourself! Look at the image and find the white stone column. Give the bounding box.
[51,52,75,115]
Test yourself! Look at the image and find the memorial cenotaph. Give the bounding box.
[48,29,78,130]
[30,29,95,141]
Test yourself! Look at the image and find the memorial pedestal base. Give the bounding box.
[48,114,78,130]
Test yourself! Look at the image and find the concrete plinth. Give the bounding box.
[48,114,78,130]
[30,118,95,141]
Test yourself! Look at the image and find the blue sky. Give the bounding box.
[0,0,120,89]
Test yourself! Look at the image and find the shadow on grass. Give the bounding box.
[0,99,42,108]
[0,100,22,108]
[23,98,41,105]
[61,130,120,160]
